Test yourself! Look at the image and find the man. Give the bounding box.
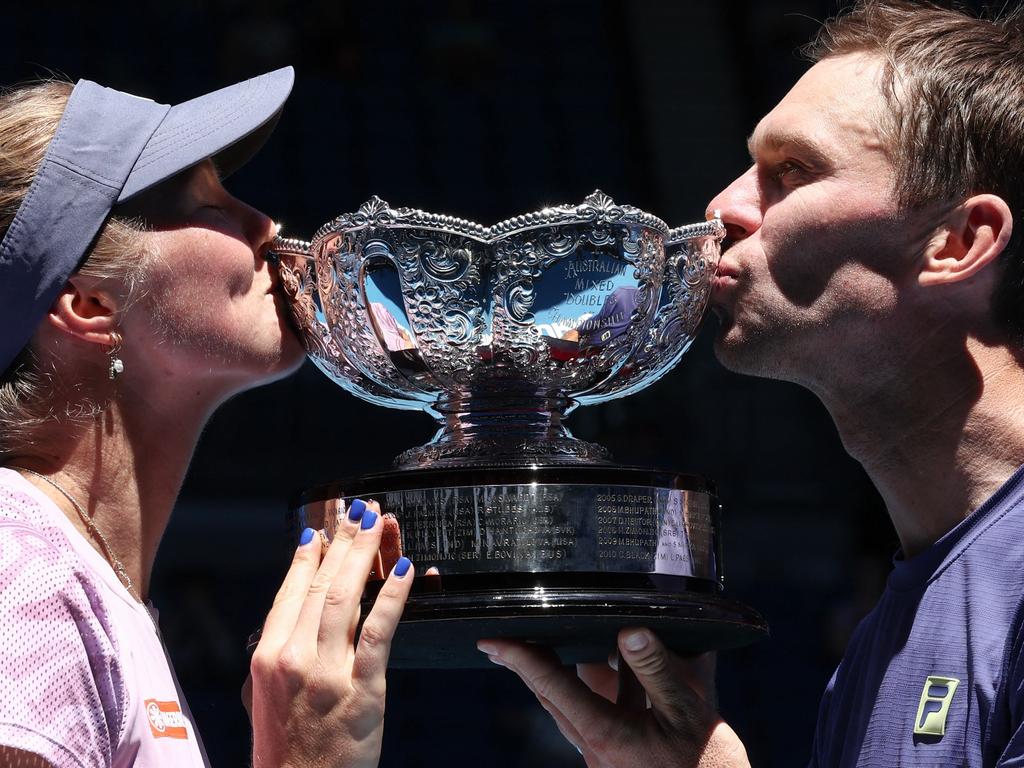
[477,1,1024,765]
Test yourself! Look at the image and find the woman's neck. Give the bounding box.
[8,389,213,600]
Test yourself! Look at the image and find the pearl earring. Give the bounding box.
[108,332,124,380]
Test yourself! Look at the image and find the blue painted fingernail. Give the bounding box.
[347,498,367,522]
[360,509,378,530]
[299,527,315,546]
[394,557,412,577]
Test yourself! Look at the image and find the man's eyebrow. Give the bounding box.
[746,130,830,166]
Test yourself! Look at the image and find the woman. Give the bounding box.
[0,67,414,767]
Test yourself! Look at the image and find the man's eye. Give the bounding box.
[773,162,807,182]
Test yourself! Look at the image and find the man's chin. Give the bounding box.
[711,334,746,373]
[708,311,737,360]
[713,331,802,386]
[711,323,767,377]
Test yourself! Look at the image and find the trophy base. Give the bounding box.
[295,464,767,669]
[362,573,766,668]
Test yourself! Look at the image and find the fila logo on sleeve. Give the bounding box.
[145,699,190,740]
[914,676,960,737]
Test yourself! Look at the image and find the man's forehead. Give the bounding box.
[746,126,831,163]
[748,54,889,161]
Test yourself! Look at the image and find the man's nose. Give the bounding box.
[706,165,761,242]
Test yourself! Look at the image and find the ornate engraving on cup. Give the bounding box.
[272,193,724,468]
[577,217,723,404]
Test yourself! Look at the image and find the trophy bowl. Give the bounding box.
[271,191,766,667]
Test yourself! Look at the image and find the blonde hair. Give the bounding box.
[0,80,153,459]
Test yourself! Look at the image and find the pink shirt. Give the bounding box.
[0,468,210,767]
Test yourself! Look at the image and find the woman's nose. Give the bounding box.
[707,165,761,242]
[234,197,277,255]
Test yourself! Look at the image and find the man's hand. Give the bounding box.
[478,628,750,768]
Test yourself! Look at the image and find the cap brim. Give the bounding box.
[117,66,294,203]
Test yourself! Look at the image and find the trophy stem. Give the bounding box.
[393,390,612,469]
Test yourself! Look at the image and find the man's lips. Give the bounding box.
[711,259,741,302]
[716,256,741,280]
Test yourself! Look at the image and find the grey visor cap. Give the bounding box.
[0,66,294,373]
[119,66,294,202]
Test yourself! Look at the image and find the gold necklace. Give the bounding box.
[16,467,146,605]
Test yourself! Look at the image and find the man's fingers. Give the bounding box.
[616,651,648,711]
[677,652,717,705]
[536,691,588,756]
[478,639,620,748]
[352,557,415,686]
[255,528,323,652]
[576,661,618,702]
[617,628,706,723]
[488,650,589,756]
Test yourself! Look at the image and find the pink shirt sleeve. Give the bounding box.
[0,521,127,768]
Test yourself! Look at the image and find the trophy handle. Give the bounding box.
[266,234,311,262]
[665,209,725,244]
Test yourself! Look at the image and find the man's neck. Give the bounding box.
[822,337,1024,558]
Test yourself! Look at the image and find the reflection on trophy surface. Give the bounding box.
[271,190,766,667]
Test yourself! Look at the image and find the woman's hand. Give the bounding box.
[249,499,414,768]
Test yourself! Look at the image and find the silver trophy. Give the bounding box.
[271,191,765,667]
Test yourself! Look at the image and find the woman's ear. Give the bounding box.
[919,194,1014,287]
[46,274,122,348]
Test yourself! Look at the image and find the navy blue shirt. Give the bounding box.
[810,464,1024,766]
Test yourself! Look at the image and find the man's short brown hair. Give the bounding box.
[805,0,1024,338]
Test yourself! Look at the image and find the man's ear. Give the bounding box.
[46,274,121,347]
[919,194,1013,287]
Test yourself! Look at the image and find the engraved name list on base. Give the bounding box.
[388,486,580,570]
[384,484,709,577]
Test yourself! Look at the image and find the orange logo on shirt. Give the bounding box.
[144,699,189,739]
